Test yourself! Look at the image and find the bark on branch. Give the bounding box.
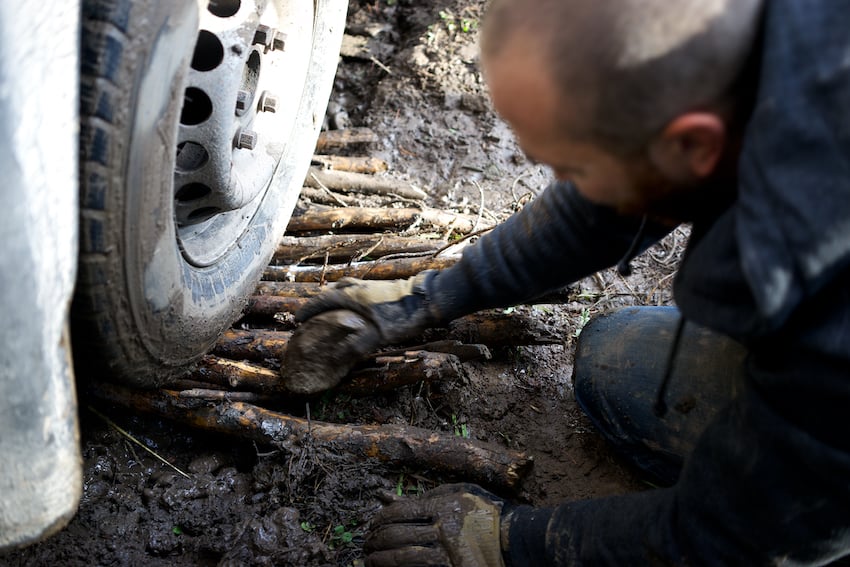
[305,167,427,201]
[263,256,460,283]
[312,155,388,174]
[285,207,488,235]
[274,233,447,265]
[92,385,532,492]
[314,128,379,153]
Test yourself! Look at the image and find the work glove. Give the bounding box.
[281,270,442,394]
[365,483,507,567]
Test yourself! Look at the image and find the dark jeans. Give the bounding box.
[572,306,748,486]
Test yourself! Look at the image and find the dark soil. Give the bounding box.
[5,1,684,565]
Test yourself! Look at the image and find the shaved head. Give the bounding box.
[482,0,763,153]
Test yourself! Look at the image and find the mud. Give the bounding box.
[5,1,682,565]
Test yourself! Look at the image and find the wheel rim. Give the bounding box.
[174,0,314,267]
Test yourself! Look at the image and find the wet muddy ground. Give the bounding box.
[5,1,684,565]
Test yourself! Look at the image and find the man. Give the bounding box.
[283,0,850,564]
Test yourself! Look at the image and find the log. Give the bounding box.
[263,256,460,283]
[242,299,561,347]
[343,350,465,395]
[92,385,533,492]
[216,326,491,367]
[195,355,282,391]
[213,329,292,360]
[245,295,310,317]
[312,155,388,174]
[273,234,446,264]
[255,280,572,307]
[254,281,328,298]
[305,167,427,201]
[299,187,350,207]
[194,350,464,396]
[285,207,487,235]
[315,128,379,153]
[442,311,563,346]
[380,340,492,362]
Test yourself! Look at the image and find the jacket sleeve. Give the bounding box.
[505,265,850,566]
[426,180,669,321]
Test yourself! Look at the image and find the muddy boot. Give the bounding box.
[573,306,748,485]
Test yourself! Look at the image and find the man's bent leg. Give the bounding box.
[573,306,747,485]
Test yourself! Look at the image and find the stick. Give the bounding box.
[299,187,349,207]
[254,281,328,298]
[245,295,310,317]
[442,311,563,346]
[343,350,465,395]
[314,128,379,153]
[285,207,488,235]
[305,167,427,201]
[263,256,460,283]
[194,350,465,396]
[312,155,389,174]
[273,234,446,265]
[92,385,533,491]
[255,280,573,306]
[213,329,293,360]
[195,355,282,391]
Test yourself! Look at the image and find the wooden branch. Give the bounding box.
[299,187,350,207]
[305,167,427,201]
[213,329,292,360]
[312,155,388,174]
[254,281,328,298]
[195,350,464,396]
[245,295,310,317]
[274,234,447,264]
[315,128,379,153]
[263,256,460,283]
[255,280,572,307]
[344,350,465,395]
[195,355,283,391]
[379,340,492,362]
[442,311,563,346]
[285,207,488,235]
[92,385,533,491]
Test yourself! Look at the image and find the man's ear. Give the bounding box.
[647,113,726,183]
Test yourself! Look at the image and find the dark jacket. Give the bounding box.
[428,0,850,564]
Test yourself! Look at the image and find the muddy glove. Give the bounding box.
[365,483,507,567]
[281,270,442,394]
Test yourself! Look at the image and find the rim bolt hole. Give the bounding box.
[180,87,213,126]
[176,183,212,202]
[191,31,225,72]
[208,0,240,18]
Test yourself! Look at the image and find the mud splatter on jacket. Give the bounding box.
[428,0,850,564]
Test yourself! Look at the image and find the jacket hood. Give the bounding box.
[735,0,850,331]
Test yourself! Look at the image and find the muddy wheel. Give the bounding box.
[74,0,346,386]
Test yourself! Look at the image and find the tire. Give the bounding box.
[75,0,347,386]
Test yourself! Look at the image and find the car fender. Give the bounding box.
[0,0,83,549]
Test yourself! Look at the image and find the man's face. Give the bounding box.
[483,41,689,219]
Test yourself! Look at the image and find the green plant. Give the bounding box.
[460,18,477,33]
[438,11,478,35]
[396,473,425,497]
[574,308,591,338]
[300,521,315,533]
[330,523,356,549]
[439,10,457,33]
[452,414,470,438]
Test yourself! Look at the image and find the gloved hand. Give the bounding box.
[281,270,442,394]
[365,483,508,567]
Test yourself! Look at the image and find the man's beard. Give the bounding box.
[617,160,735,225]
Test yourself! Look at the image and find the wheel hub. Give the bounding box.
[175,0,314,267]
